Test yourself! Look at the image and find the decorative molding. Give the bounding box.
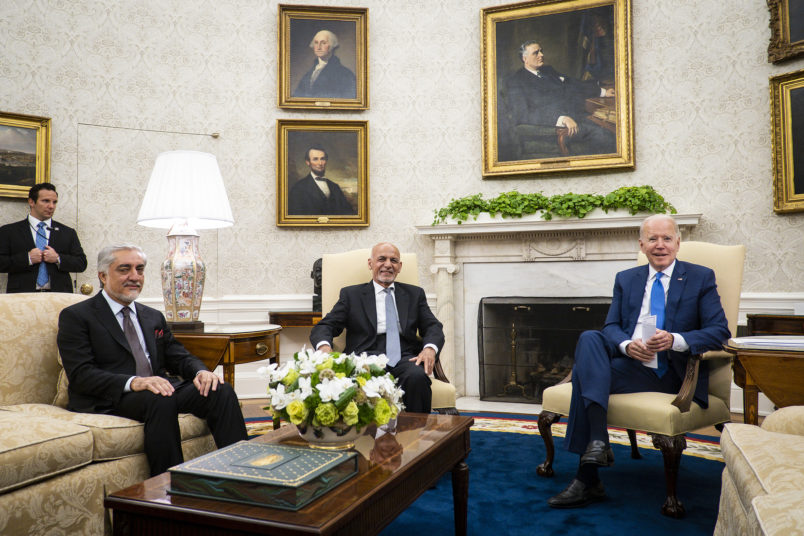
[416,212,702,238]
[524,238,585,261]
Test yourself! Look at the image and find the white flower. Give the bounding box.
[317,376,353,402]
[270,383,288,409]
[298,376,313,400]
[256,363,277,378]
[353,352,388,373]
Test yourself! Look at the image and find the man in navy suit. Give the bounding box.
[548,215,730,508]
[310,242,444,413]
[57,244,247,476]
[506,41,616,156]
[0,183,87,293]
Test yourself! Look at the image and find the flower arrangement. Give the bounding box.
[258,348,405,432]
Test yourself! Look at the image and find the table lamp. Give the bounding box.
[137,150,234,331]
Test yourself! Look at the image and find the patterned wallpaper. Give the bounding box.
[0,0,802,299]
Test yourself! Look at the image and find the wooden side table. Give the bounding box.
[269,310,321,328]
[725,337,804,425]
[175,326,281,386]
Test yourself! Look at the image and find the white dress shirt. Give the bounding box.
[619,260,689,357]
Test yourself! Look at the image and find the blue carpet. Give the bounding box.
[380,428,723,536]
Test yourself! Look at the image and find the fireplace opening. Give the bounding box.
[478,297,611,403]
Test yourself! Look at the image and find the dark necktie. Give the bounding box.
[35,222,49,288]
[384,288,401,367]
[650,273,668,377]
[121,306,152,377]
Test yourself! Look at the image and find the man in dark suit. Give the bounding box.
[506,40,616,156]
[293,29,356,99]
[548,215,730,508]
[0,183,87,293]
[57,244,247,476]
[288,146,355,215]
[311,242,444,413]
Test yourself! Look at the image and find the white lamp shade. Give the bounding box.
[137,150,234,230]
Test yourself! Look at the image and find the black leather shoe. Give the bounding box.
[547,478,607,509]
[580,440,614,467]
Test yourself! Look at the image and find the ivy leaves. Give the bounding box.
[432,186,676,225]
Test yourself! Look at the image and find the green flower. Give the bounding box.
[341,400,359,426]
[374,398,392,426]
[286,399,309,425]
[315,402,339,426]
[316,358,335,371]
[281,368,299,387]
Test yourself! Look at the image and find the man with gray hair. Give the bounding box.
[293,29,356,99]
[547,214,729,508]
[57,244,247,476]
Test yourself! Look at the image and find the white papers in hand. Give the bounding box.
[641,314,658,369]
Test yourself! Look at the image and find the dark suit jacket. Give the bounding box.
[311,281,444,359]
[0,218,87,293]
[506,66,602,128]
[293,55,356,99]
[57,293,207,414]
[601,260,731,407]
[288,174,355,215]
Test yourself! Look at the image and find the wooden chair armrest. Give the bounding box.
[433,360,450,383]
[671,355,702,413]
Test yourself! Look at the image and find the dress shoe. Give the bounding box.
[580,440,614,467]
[547,478,607,509]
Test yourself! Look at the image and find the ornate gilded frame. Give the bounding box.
[0,111,51,198]
[278,5,368,110]
[771,68,804,213]
[276,119,369,227]
[768,0,804,63]
[481,0,633,177]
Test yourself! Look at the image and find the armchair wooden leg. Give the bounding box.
[626,429,642,459]
[650,433,687,518]
[536,411,561,477]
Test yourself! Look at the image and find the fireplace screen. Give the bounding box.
[478,297,611,403]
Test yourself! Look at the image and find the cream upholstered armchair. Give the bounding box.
[321,248,457,414]
[536,241,745,518]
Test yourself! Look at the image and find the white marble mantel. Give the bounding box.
[415,211,701,397]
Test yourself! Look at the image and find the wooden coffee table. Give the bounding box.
[105,413,474,536]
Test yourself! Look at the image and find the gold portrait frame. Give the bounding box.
[278,5,369,110]
[481,0,633,177]
[768,0,804,63]
[276,119,369,227]
[0,111,51,198]
[771,68,804,213]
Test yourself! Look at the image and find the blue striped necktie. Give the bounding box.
[384,288,401,367]
[35,222,49,287]
[651,272,668,377]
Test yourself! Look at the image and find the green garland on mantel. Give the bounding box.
[431,185,677,225]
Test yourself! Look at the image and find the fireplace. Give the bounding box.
[415,211,700,398]
[477,297,610,403]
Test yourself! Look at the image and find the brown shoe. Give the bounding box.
[547,479,607,509]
